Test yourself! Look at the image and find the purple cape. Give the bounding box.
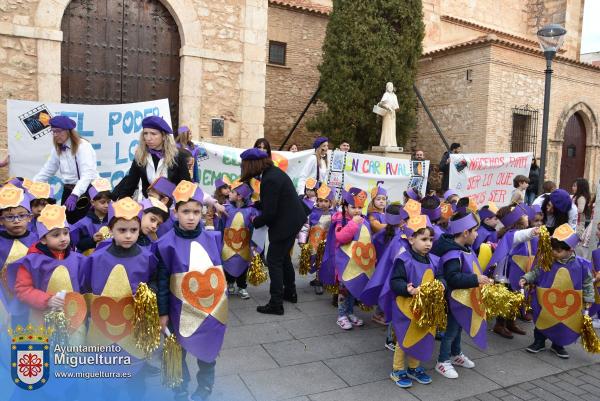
[0,232,38,309]
[157,210,177,238]
[392,251,438,361]
[473,225,497,253]
[70,214,108,250]
[590,249,600,316]
[531,256,589,346]
[307,209,332,273]
[441,249,487,349]
[336,219,376,298]
[155,228,226,363]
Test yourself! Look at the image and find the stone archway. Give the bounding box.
[551,101,599,187]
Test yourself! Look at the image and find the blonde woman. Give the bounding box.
[175,125,201,182]
[112,116,190,200]
[34,115,99,223]
[296,137,329,194]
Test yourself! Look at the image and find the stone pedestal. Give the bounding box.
[366,146,411,160]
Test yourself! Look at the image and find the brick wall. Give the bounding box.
[264,5,328,150]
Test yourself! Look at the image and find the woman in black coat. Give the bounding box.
[240,148,310,315]
[112,116,191,200]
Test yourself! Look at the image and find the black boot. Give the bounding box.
[257,303,284,315]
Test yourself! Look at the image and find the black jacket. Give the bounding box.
[439,151,450,191]
[431,234,479,290]
[252,165,310,242]
[112,149,191,200]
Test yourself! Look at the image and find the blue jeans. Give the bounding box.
[438,311,462,362]
[338,285,355,317]
[525,191,536,205]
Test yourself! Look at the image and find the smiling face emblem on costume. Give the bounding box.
[341,225,376,282]
[222,212,251,261]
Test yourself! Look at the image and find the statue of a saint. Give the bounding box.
[374,82,399,148]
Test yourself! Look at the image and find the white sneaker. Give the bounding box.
[435,361,458,379]
[337,316,353,330]
[592,318,600,329]
[227,283,236,295]
[451,353,475,369]
[238,288,250,299]
[348,314,364,327]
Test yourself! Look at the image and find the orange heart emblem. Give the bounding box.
[90,296,134,342]
[542,288,581,321]
[224,228,250,252]
[64,292,87,333]
[470,287,485,318]
[351,242,376,271]
[181,268,226,315]
[308,226,326,251]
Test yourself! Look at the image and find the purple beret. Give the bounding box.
[240,148,268,161]
[447,212,479,235]
[549,189,572,214]
[444,189,458,200]
[149,177,176,200]
[176,126,190,138]
[50,115,76,130]
[312,137,328,149]
[142,116,172,134]
[139,198,170,221]
[500,203,527,227]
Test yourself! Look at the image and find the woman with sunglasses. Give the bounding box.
[33,116,99,224]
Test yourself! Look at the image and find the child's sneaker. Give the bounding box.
[348,314,364,327]
[227,283,236,295]
[384,341,397,352]
[407,367,432,384]
[451,353,475,368]
[550,344,569,359]
[390,370,413,388]
[337,316,353,330]
[525,341,545,353]
[435,361,458,379]
[238,288,250,299]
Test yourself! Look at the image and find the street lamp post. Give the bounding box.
[536,24,567,195]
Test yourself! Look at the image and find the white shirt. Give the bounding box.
[297,154,328,194]
[33,138,99,197]
[532,193,578,229]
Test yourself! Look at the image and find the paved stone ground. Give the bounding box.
[179,273,600,401]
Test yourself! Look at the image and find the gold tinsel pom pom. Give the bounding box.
[298,243,311,276]
[357,302,373,312]
[324,284,339,295]
[45,310,69,346]
[248,253,268,286]
[133,282,161,357]
[581,312,600,353]
[481,284,524,320]
[162,332,183,388]
[410,279,447,330]
[315,240,326,271]
[536,225,553,272]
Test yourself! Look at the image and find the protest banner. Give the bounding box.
[449,152,532,206]
[7,99,171,199]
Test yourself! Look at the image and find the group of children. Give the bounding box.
[0,171,264,401]
[1,167,599,398]
[295,179,599,390]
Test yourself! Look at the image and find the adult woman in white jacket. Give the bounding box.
[297,137,329,194]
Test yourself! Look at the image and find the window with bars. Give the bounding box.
[268,41,286,65]
[511,105,539,156]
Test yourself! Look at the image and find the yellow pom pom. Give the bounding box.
[481,284,524,320]
[357,302,373,312]
[162,333,183,388]
[299,243,311,276]
[324,284,339,295]
[536,225,553,272]
[248,253,269,286]
[315,240,326,271]
[44,309,69,347]
[581,313,600,353]
[133,282,160,357]
[410,279,447,330]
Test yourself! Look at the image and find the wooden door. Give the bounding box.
[559,113,586,189]
[61,0,181,126]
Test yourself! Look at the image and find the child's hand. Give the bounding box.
[93,232,104,242]
[519,278,527,288]
[47,295,65,309]
[478,275,492,285]
[159,315,169,332]
[352,215,363,224]
[531,227,541,237]
[407,283,419,295]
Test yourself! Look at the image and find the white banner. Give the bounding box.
[7,99,171,199]
[449,152,533,206]
[197,143,428,202]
